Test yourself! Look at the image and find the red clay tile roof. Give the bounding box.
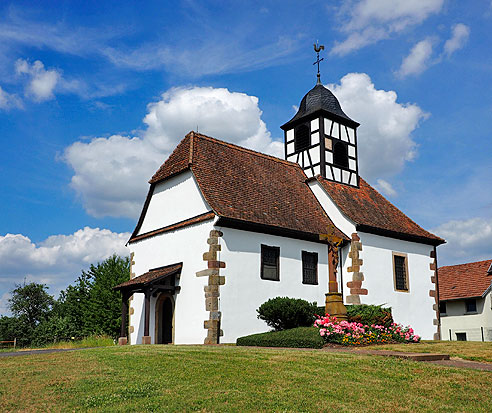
[148,132,347,241]
[439,259,492,301]
[317,176,444,245]
[114,263,183,290]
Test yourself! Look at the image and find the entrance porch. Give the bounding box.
[114,262,182,345]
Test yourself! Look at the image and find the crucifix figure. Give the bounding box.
[319,224,343,293]
[313,41,325,84]
[319,224,347,320]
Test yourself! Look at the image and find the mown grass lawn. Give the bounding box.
[371,340,492,363]
[1,345,491,412]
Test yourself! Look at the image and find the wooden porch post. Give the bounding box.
[142,289,151,344]
[118,292,128,345]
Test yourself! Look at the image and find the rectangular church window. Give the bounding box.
[393,253,409,292]
[302,251,318,285]
[261,245,280,281]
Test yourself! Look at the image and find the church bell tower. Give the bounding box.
[280,43,360,187]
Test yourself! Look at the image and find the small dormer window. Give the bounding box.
[294,124,310,151]
[333,141,348,168]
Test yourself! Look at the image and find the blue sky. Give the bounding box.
[1,0,491,312]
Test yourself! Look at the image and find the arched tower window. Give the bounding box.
[294,124,310,152]
[333,141,349,168]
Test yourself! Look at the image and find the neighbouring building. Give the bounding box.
[115,77,445,345]
[439,259,492,341]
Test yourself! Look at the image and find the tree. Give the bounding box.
[4,282,55,346]
[86,255,130,338]
[55,270,93,337]
[9,282,55,331]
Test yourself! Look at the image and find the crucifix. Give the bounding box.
[319,224,347,320]
[319,224,343,293]
[313,41,325,84]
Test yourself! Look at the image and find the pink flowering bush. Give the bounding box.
[314,314,420,346]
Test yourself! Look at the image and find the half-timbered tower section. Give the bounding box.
[281,81,360,185]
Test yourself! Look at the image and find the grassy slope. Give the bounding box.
[370,340,492,363]
[1,345,492,412]
[0,336,115,352]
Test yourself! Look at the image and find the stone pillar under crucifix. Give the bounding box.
[320,226,348,321]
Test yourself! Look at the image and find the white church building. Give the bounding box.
[115,78,445,345]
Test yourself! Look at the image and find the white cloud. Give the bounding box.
[102,35,302,78]
[375,179,397,197]
[0,227,130,315]
[64,136,163,218]
[328,73,427,179]
[64,86,283,218]
[0,292,11,314]
[397,39,434,77]
[433,217,492,266]
[15,59,60,102]
[332,0,444,55]
[443,23,470,57]
[0,85,22,110]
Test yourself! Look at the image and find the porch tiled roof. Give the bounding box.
[114,263,182,290]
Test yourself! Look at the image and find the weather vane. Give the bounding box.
[313,41,325,85]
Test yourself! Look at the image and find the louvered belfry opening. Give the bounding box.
[294,124,310,151]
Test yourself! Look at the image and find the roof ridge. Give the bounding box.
[440,259,492,269]
[186,130,297,167]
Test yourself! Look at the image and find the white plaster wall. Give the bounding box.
[356,232,436,340]
[307,180,355,238]
[217,227,330,343]
[440,293,492,341]
[138,170,211,235]
[129,219,214,345]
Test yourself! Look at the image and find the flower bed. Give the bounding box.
[314,314,420,346]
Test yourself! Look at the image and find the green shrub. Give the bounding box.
[315,304,393,327]
[236,327,324,349]
[346,304,393,327]
[257,297,317,331]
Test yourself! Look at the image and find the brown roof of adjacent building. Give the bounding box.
[439,259,492,301]
[317,176,444,245]
[114,263,183,290]
[141,132,347,242]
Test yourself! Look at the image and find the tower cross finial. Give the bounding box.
[313,41,325,85]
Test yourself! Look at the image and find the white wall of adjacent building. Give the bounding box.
[440,293,492,341]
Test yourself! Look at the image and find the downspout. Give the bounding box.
[339,247,344,301]
[434,245,441,340]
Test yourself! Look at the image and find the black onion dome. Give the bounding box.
[281,83,358,129]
